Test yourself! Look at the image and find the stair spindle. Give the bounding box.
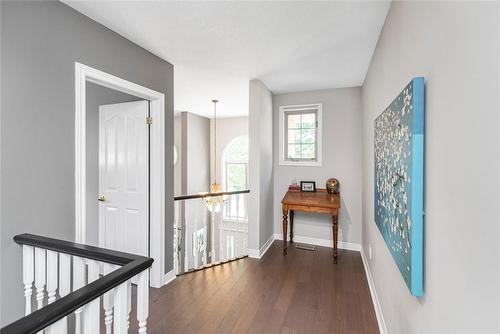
[137,270,149,333]
[46,250,58,304]
[73,256,86,334]
[113,281,130,334]
[127,279,132,331]
[23,245,34,315]
[103,263,115,334]
[83,260,100,334]
[34,247,46,310]
[58,253,71,334]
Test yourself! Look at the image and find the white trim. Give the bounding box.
[162,269,177,286]
[74,62,166,288]
[247,248,260,258]
[361,247,388,334]
[248,234,275,259]
[273,233,361,251]
[260,234,275,258]
[278,103,323,167]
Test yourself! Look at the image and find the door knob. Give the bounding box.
[98,196,106,203]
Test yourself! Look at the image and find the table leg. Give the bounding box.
[289,210,294,243]
[332,212,338,263]
[282,209,288,255]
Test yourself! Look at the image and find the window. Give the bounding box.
[279,104,322,166]
[223,135,248,221]
[223,135,248,191]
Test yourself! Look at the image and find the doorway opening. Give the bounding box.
[75,63,166,288]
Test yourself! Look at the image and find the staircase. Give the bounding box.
[1,234,153,334]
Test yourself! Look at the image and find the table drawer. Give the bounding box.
[287,205,332,214]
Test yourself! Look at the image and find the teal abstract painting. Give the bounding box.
[374,77,424,297]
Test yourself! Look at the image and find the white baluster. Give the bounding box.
[127,280,132,331]
[58,253,71,334]
[59,253,71,297]
[137,270,149,333]
[73,256,86,334]
[194,238,199,269]
[46,250,58,304]
[23,245,34,315]
[244,193,248,254]
[114,281,130,334]
[83,260,100,334]
[217,206,223,262]
[173,201,179,273]
[211,203,217,264]
[224,211,228,261]
[103,263,115,334]
[45,323,58,334]
[46,319,66,334]
[34,248,46,310]
[235,195,240,258]
[203,222,208,266]
[239,194,243,256]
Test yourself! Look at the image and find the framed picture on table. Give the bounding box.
[300,181,316,192]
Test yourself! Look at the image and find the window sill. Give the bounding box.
[279,160,322,167]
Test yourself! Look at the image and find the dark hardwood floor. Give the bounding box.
[131,241,379,334]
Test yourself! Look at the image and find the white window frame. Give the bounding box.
[279,103,323,166]
[222,135,249,221]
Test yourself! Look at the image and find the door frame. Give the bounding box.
[74,62,165,288]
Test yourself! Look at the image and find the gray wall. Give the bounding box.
[181,112,211,196]
[86,82,141,247]
[0,0,3,314]
[0,1,174,325]
[180,112,211,266]
[273,88,362,245]
[249,79,274,251]
[361,2,500,333]
[174,115,182,197]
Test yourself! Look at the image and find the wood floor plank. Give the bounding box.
[126,241,379,334]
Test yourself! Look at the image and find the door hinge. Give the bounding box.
[146,116,153,125]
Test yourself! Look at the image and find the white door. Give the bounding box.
[98,101,149,258]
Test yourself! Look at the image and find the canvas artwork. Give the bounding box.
[374,77,424,297]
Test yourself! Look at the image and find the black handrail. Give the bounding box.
[174,189,250,201]
[1,234,153,334]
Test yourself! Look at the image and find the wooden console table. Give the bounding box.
[281,189,341,263]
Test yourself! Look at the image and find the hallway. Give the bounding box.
[136,242,378,333]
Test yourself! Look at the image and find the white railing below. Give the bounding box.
[174,190,249,274]
[2,234,153,334]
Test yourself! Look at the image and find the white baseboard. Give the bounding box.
[247,248,260,258]
[248,234,275,259]
[162,268,176,287]
[360,247,388,334]
[259,234,275,258]
[273,233,361,251]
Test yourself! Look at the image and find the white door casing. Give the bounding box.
[99,101,149,258]
[75,62,165,287]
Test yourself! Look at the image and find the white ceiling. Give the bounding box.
[65,1,390,118]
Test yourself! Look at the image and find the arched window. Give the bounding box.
[223,135,248,221]
[223,135,248,191]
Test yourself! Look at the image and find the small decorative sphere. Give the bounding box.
[326,178,340,194]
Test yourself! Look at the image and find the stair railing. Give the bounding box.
[1,233,153,334]
[173,189,250,274]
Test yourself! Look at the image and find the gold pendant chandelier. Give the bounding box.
[201,99,227,212]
